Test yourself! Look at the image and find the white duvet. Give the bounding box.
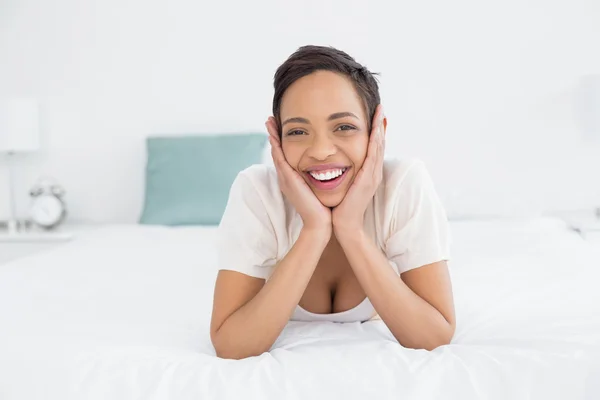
[1,217,599,400]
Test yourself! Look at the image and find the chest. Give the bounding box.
[297,238,367,314]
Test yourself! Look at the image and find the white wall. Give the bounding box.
[1,0,599,223]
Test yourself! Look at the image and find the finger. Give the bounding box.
[374,113,385,166]
[269,137,286,167]
[269,137,279,165]
[373,119,384,153]
[353,167,365,185]
[371,105,384,138]
[363,134,378,171]
[270,142,289,186]
[270,136,293,174]
[269,137,284,167]
[266,123,305,184]
[379,137,385,163]
[372,135,379,167]
[375,127,385,180]
[268,135,276,151]
[365,143,380,181]
[377,107,385,139]
[265,121,277,142]
[265,117,281,144]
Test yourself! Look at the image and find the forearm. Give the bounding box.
[214,228,329,359]
[337,230,453,350]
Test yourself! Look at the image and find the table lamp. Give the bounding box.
[0,98,41,236]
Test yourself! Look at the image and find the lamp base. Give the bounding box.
[0,221,73,242]
[0,230,73,243]
[6,219,18,235]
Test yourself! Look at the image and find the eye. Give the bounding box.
[335,124,357,132]
[285,129,306,136]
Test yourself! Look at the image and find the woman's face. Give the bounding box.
[279,70,371,208]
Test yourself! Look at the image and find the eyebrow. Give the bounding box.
[328,112,359,121]
[281,112,359,127]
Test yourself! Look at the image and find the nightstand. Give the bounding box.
[0,224,96,265]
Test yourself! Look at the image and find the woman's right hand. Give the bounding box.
[265,117,332,236]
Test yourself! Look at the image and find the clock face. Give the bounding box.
[30,195,64,228]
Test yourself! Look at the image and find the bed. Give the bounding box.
[0,216,599,399]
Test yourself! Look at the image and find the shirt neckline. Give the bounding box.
[295,296,370,316]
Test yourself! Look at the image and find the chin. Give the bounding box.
[315,192,346,208]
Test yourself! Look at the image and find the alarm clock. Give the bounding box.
[29,179,67,230]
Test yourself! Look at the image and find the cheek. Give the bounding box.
[342,136,369,169]
[281,143,303,170]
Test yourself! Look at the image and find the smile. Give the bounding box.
[305,167,350,191]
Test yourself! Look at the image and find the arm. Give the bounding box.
[336,229,455,350]
[211,227,329,360]
[331,105,454,350]
[211,116,333,359]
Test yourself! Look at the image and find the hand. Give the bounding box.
[332,105,386,237]
[265,117,332,236]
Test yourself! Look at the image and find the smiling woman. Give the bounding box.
[210,45,455,360]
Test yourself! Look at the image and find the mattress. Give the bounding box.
[0,217,599,400]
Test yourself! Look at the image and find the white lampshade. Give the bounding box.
[0,98,41,153]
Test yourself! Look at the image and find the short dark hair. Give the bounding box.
[272,45,380,137]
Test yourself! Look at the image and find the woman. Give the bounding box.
[210,45,455,360]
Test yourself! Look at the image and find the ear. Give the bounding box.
[381,115,388,139]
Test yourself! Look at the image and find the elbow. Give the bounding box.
[402,322,456,351]
[423,334,453,351]
[407,337,452,352]
[425,321,456,351]
[214,348,255,360]
[214,347,266,360]
[214,343,264,360]
[212,340,239,359]
[211,331,267,360]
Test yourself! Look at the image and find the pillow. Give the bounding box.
[139,133,267,226]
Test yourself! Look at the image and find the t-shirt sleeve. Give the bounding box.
[385,161,451,275]
[216,171,278,279]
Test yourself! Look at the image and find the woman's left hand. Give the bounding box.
[332,104,386,237]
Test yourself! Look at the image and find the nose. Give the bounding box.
[306,133,336,161]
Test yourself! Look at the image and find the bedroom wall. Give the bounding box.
[0,0,599,223]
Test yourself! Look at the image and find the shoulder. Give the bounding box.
[226,164,287,224]
[230,164,281,205]
[377,157,444,227]
[378,159,452,274]
[382,157,432,196]
[235,164,278,192]
[217,164,282,277]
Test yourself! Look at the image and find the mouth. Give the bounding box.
[304,167,351,191]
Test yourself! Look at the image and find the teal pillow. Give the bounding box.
[139,133,267,226]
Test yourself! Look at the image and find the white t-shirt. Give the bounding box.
[217,158,451,281]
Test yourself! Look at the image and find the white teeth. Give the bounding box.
[309,168,346,181]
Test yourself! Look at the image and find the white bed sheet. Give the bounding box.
[0,217,599,400]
